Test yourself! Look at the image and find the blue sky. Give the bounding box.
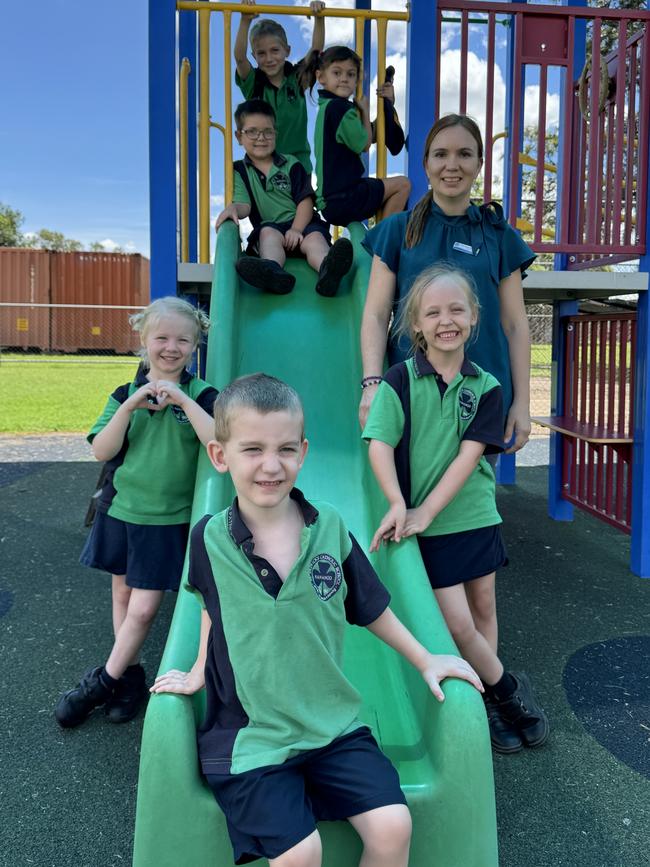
[2,0,552,259]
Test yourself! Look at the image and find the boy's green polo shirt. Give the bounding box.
[363,352,505,536]
[88,365,217,525]
[314,88,367,211]
[236,61,311,173]
[186,489,391,776]
[233,152,313,226]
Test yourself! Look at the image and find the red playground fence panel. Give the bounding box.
[559,313,636,532]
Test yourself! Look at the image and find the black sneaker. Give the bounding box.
[495,671,549,748]
[235,257,295,294]
[484,694,523,754]
[105,664,148,724]
[315,238,353,297]
[54,666,113,728]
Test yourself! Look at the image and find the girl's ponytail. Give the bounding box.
[404,190,433,249]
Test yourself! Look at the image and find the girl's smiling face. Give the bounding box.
[425,125,483,211]
[252,35,290,82]
[413,277,477,357]
[142,314,197,380]
[316,59,359,99]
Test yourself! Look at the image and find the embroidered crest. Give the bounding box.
[171,405,191,424]
[459,387,477,421]
[271,171,291,193]
[309,553,343,601]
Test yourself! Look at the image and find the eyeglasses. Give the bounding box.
[241,127,276,141]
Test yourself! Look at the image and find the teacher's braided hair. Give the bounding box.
[404,114,484,249]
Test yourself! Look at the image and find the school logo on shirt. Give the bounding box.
[459,387,477,421]
[171,405,191,424]
[271,172,291,193]
[309,554,343,601]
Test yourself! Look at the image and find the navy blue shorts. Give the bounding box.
[417,524,508,589]
[205,726,406,865]
[246,215,331,255]
[321,178,385,226]
[79,510,189,591]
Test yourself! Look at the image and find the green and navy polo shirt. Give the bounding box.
[187,489,391,776]
[314,89,368,211]
[362,352,505,536]
[88,365,218,525]
[233,152,314,228]
[236,61,311,173]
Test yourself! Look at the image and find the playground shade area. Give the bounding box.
[2,458,650,867]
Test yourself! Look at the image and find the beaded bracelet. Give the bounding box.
[361,376,383,389]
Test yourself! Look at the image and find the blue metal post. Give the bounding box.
[179,10,198,264]
[405,0,437,203]
[148,0,178,299]
[356,0,371,175]
[631,144,650,575]
[548,300,578,520]
[496,0,525,485]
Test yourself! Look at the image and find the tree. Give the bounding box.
[0,203,26,247]
[34,229,82,252]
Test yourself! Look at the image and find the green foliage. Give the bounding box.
[32,229,83,252]
[0,203,26,247]
[0,355,138,433]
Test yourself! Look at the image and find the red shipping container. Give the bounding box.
[0,248,51,350]
[50,252,150,353]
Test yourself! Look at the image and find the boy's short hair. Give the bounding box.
[214,373,304,442]
[234,99,276,131]
[249,18,289,51]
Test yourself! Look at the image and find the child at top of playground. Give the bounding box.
[151,372,482,867]
[362,264,550,756]
[234,0,326,174]
[301,45,411,227]
[54,297,218,730]
[215,99,354,296]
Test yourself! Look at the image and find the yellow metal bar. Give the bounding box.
[492,130,507,144]
[375,18,387,181]
[199,9,210,264]
[223,10,234,206]
[354,17,365,101]
[210,121,227,135]
[179,57,191,264]
[177,2,409,21]
[518,152,556,173]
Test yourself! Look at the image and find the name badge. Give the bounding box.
[453,241,474,255]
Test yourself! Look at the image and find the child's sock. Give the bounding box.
[484,670,517,701]
[99,667,119,691]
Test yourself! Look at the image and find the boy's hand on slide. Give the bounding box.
[150,669,203,696]
[419,654,484,702]
[215,206,240,231]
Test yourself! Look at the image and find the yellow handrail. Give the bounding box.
[179,57,191,264]
[183,1,409,263]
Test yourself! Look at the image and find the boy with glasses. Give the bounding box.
[216,99,353,297]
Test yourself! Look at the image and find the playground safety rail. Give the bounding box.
[436,1,650,266]
[176,1,409,264]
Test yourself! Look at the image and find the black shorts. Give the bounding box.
[417,524,508,589]
[79,510,189,591]
[321,178,385,226]
[205,726,406,865]
[246,215,331,255]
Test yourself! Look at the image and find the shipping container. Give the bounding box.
[50,253,150,353]
[0,248,51,350]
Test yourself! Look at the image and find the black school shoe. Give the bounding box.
[483,694,523,754]
[315,238,353,297]
[235,257,295,295]
[105,664,148,724]
[495,671,549,748]
[54,666,113,728]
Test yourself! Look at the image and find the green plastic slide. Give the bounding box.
[133,222,498,867]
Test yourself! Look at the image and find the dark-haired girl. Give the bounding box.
[302,46,410,226]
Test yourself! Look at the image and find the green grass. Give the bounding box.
[0,354,140,433]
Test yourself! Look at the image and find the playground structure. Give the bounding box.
[137,2,650,865]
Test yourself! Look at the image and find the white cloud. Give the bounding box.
[211,194,225,208]
[523,85,560,130]
[438,49,507,138]
[98,237,136,253]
